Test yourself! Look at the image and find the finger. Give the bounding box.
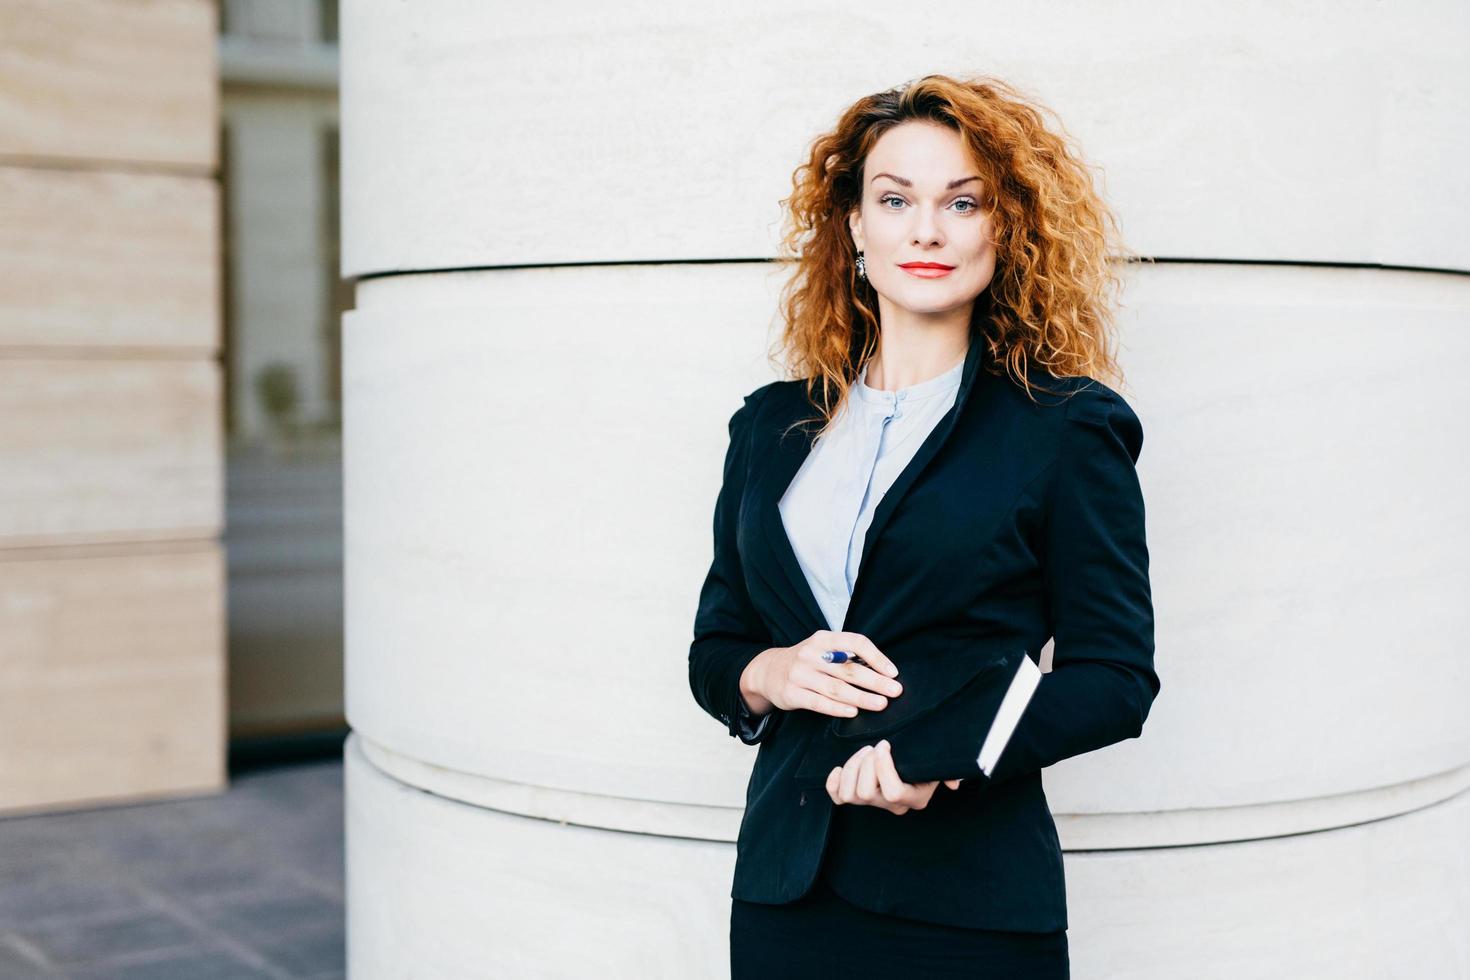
[873,741,910,804]
[838,745,872,802]
[867,752,907,815]
[826,767,842,804]
[814,660,903,700]
[793,687,859,718]
[800,640,899,707]
[912,781,939,810]
[803,669,889,712]
[856,746,879,802]
[831,632,899,678]
[944,779,962,790]
[832,679,890,712]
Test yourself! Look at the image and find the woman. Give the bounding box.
[688,74,1159,979]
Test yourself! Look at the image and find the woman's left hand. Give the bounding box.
[825,739,963,815]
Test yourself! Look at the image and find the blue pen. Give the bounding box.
[821,650,869,666]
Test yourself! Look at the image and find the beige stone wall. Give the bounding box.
[0,0,225,814]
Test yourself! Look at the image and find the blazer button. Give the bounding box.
[799,792,807,806]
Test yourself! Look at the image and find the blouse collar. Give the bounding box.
[853,351,966,407]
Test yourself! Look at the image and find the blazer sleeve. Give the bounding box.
[688,387,786,745]
[984,382,1160,788]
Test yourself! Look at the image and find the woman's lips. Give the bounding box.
[899,263,954,279]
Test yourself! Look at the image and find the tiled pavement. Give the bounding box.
[0,757,345,978]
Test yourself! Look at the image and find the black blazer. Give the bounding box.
[688,322,1159,932]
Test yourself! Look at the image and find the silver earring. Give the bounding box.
[856,251,866,281]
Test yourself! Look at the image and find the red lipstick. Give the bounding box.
[898,261,955,279]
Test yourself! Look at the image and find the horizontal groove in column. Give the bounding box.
[353,733,1470,850]
[349,256,1470,283]
[355,734,741,843]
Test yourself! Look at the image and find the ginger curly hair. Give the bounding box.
[770,73,1144,435]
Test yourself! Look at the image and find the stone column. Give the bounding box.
[340,3,1470,976]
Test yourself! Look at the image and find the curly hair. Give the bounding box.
[770,73,1144,437]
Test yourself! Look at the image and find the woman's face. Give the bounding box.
[848,120,997,320]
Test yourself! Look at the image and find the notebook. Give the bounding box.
[976,651,1042,776]
[795,645,1045,788]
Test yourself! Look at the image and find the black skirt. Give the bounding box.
[730,870,1069,980]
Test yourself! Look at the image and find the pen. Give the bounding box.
[821,650,869,667]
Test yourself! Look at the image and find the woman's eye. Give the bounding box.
[878,195,978,213]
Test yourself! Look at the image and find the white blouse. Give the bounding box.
[778,352,966,633]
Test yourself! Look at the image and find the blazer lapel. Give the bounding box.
[748,321,993,637]
[749,397,831,634]
[843,329,989,625]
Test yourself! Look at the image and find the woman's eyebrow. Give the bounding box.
[870,173,980,189]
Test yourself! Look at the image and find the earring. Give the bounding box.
[856,251,866,281]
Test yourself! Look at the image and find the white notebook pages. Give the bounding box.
[976,653,1043,776]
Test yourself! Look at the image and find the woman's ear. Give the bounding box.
[848,207,864,253]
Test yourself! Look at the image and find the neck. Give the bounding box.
[863,316,972,392]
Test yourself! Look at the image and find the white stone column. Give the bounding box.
[340,3,1470,976]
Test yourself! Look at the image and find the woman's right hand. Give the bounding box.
[738,631,903,719]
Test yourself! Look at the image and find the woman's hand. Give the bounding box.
[738,630,903,718]
[825,740,963,815]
